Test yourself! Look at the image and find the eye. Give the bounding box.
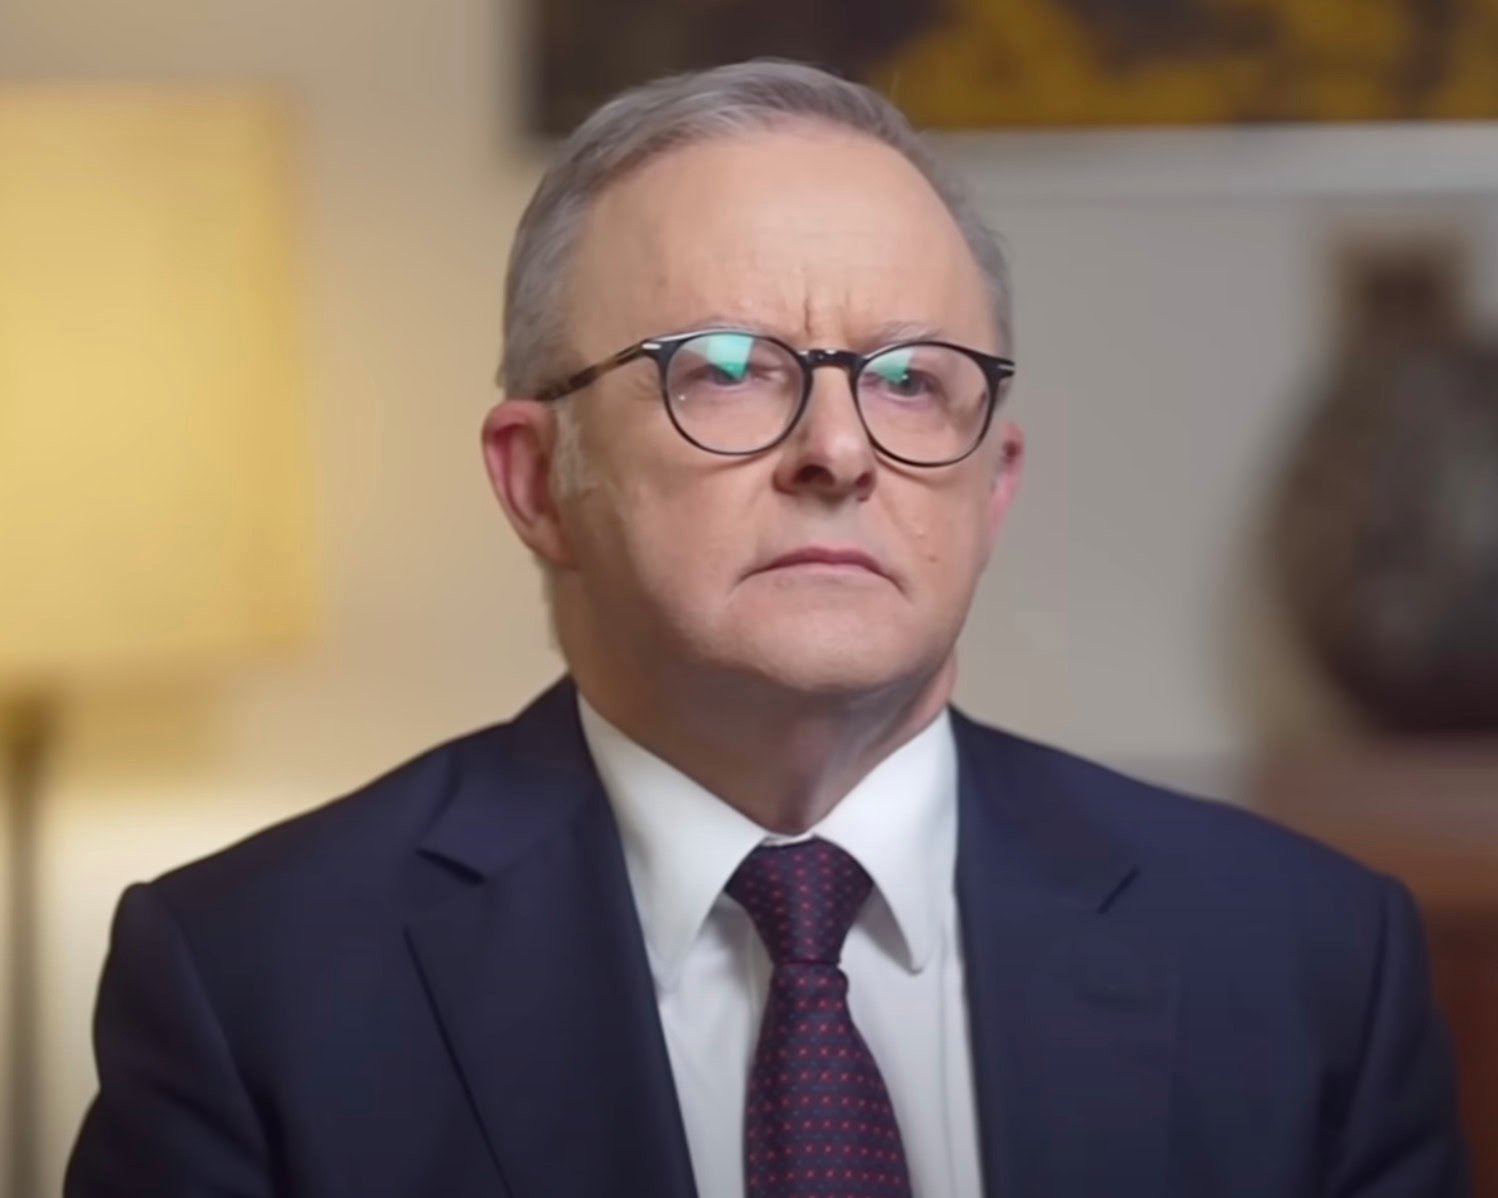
[884,368,937,397]
[701,360,753,386]
[863,351,944,403]
[673,333,794,393]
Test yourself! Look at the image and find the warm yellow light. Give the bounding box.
[0,90,314,691]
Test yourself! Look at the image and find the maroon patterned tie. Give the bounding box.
[726,838,914,1198]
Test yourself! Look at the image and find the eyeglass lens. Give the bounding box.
[664,332,992,462]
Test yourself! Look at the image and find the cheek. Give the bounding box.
[588,468,753,595]
[896,485,993,590]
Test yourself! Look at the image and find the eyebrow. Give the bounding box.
[862,319,948,345]
[660,315,952,348]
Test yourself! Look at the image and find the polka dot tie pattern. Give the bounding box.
[725,838,914,1198]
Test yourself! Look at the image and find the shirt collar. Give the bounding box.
[578,694,957,992]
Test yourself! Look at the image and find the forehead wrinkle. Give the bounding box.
[591,233,986,357]
[670,226,962,326]
[634,243,816,342]
[645,261,981,353]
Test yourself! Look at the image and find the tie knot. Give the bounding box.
[725,838,873,966]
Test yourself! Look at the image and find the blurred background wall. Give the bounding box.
[5,0,1498,1192]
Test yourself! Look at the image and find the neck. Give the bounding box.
[571,655,957,835]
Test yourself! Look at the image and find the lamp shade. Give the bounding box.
[0,90,313,692]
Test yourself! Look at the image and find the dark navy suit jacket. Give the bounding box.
[66,679,1470,1197]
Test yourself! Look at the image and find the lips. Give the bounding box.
[760,546,888,578]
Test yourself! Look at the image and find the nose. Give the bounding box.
[771,365,877,502]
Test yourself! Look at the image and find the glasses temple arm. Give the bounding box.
[532,343,650,402]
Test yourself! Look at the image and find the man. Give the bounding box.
[67,61,1468,1198]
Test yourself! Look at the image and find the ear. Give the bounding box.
[983,420,1025,555]
[481,399,576,570]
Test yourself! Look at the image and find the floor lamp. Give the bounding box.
[0,90,312,1197]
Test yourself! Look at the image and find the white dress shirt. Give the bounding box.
[578,696,985,1198]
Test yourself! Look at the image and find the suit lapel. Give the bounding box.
[402,683,1175,1198]
[953,713,1177,1198]
[406,681,697,1198]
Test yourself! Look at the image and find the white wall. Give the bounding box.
[955,183,1498,771]
[5,1,1498,1189]
[950,136,1498,774]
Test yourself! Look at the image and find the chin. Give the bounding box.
[716,609,930,699]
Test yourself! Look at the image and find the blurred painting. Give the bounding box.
[532,0,1498,134]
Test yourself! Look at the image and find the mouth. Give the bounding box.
[757,546,890,580]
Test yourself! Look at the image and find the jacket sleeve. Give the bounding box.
[64,882,271,1197]
[1328,876,1471,1197]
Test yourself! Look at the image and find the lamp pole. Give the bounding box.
[4,693,52,1198]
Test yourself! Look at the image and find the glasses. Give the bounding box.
[533,329,1016,467]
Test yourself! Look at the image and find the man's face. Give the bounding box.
[530,123,1020,699]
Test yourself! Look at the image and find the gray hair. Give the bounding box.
[499,59,1012,401]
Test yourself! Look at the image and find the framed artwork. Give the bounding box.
[532,0,1498,135]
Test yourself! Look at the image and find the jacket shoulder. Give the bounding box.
[954,712,1389,901]
[954,713,1409,1078]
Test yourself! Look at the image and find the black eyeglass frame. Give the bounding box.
[531,328,1017,468]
